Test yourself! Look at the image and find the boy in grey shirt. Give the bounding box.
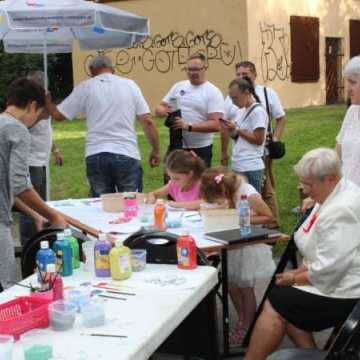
[0,78,65,289]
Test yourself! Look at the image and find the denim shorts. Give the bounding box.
[235,169,264,193]
[86,152,141,197]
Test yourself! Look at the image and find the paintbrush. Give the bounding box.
[98,294,127,301]
[81,333,127,338]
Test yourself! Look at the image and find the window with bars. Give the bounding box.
[290,15,320,83]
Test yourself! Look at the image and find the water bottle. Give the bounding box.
[52,232,73,277]
[64,228,80,269]
[239,194,251,236]
[94,233,112,277]
[36,241,56,285]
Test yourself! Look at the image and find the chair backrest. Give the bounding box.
[124,227,209,266]
[325,299,360,359]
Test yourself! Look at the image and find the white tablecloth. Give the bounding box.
[2,264,218,360]
[49,198,220,250]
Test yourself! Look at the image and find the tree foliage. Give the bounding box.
[0,46,73,110]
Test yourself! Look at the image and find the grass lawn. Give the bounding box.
[50,104,346,237]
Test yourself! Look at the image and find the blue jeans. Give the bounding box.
[86,153,141,197]
[237,169,264,193]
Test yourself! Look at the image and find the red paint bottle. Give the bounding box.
[177,231,197,270]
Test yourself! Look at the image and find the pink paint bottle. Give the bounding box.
[123,193,138,219]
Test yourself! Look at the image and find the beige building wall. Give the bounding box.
[73,0,248,112]
[246,0,360,108]
[72,0,360,109]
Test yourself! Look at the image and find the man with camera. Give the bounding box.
[221,61,286,228]
[155,53,224,167]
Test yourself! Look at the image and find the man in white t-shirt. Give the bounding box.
[19,70,64,245]
[155,53,224,167]
[46,56,160,197]
[221,61,286,227]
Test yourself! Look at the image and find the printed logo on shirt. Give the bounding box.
[180,90,186,96]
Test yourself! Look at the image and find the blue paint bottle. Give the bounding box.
[52,232,73,277]
[36,240,56,285]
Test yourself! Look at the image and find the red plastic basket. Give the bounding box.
[0,296,50,340]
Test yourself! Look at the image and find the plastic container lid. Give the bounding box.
[98,233,107,241]
[115,239,124,247]
[40,241,49,249]
[64,228,72,236]
[240,194,247,200]
[46,263,56,272]
[56,233,64,241]
[156,199,165,205]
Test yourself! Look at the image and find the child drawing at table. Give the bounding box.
[200,167,275,346]
[147,149,205,209]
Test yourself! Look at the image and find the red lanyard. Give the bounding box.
[303,213,317,234]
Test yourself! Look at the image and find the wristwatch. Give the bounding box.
[188,123,193,132]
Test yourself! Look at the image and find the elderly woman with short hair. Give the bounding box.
[244,148,360,360]
[336,55,360,187]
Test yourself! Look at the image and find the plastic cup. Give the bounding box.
[49,300,77,331]
[131,249,147,271]
[81,298,106,328]
[21,329,53,360]
[0,335,13,360]
[138,202,153,226]
[165,212,183,228]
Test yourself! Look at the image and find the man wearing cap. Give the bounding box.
[155,53,224,167]
[221,61,286,228]
[46,55,160,196]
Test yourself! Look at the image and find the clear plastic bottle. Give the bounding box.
[239,194,251,236]
[109,239,132,280]
[64,228,80,269]
[154,199,166,231]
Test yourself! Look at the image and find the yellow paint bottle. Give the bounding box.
[109,239,132,280]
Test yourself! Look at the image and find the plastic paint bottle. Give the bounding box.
[176,231,197,270]
[154,199,166,231]
[109,239,132,280]
[123,193,138,219]
[36,241,56,285]
[64,228,80,269]
[47,264,63,301]
[52,232,73,277]
[94,233,112,277]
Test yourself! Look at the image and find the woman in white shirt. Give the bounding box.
[221,77,268,193]
[336,55,360,187]
[244,148,360,360]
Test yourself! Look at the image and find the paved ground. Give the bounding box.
[10,220,330,359]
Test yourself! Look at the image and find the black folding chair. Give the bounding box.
[268,299,360,360]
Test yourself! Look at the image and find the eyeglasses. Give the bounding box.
[186,67,205,72]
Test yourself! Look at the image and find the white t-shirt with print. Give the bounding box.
[163,80,224,148]
[231,104,268,172]
[28,118,52,166]
[336,105,360,187]
[58,73,150,159]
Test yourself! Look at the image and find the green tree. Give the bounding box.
[0,46,73,109]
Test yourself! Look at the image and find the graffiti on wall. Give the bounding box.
[84,30,243,75]
[259,22,290,82]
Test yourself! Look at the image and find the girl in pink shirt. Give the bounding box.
[147,150,205,209]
